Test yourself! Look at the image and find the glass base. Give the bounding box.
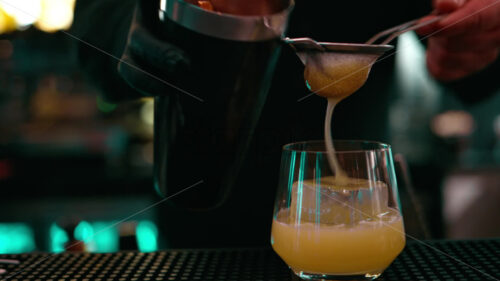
[292,269,381,281]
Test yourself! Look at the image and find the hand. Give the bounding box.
[118,1,190,97]
[117,0,284,97]
[418,0,500,81]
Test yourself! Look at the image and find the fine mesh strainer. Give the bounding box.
[284,14,445,94]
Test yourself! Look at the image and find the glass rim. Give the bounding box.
[282,140,391,154]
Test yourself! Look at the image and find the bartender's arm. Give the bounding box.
[72,0,280,101]
[419,0,500,102]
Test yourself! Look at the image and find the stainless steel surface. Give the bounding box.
[284,37,394,54]
[285,14,444,56]
[159,0,294,41]
[154,0,289,212]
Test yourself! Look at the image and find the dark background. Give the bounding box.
[0,0,499,254]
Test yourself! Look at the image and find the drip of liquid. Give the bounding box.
[304,53,377,178]
[324,98,347,182]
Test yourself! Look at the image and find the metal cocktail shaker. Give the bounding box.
[154,0,294,209]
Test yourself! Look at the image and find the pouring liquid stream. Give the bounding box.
[304,53,376,184]
[270,18,440,275]
[324,98,348,182]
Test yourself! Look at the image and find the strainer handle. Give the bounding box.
[366,14,445,45]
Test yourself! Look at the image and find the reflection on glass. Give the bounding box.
[271,141,405,280]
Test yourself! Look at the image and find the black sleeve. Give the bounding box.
[71,0,140,101]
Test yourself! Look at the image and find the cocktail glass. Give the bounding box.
[271,140,406,280]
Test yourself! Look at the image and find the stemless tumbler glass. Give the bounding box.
[271,141,406,280]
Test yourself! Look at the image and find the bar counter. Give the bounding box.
[0,239,499,280]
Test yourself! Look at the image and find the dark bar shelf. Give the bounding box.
[0,239,499,280]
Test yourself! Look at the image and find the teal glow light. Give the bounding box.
[136,221,158,252]
[74,221,94,243]
[91,222,119,253]
[50,221,119,253]
[49,223,68,253]
[0,223,35,254]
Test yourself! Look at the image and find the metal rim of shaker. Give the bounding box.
[159,0,295,42]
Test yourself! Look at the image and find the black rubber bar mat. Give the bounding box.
[0,239,498,280]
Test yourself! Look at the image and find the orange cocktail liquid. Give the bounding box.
[271,208,405,276]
